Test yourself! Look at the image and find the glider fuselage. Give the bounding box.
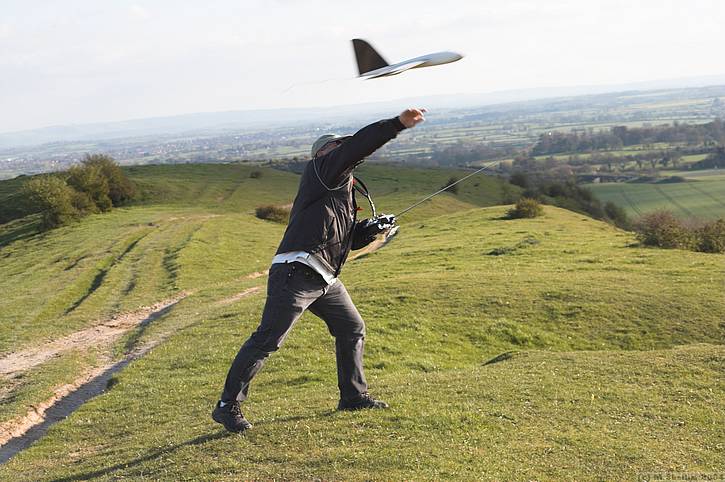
[360,51,463,79]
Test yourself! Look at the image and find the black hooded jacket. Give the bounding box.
[276,117,406,276]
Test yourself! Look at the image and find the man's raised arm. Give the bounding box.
[316,108,427,186]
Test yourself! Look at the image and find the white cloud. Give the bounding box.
[129,5,151,20]
[0,23,12,40]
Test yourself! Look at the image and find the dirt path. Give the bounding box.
[0,285,262,462]
[215,286,262,306]
[0,292,189,377]
[0,339,162,462]
[241,270,268,280]
[0,268,270,379]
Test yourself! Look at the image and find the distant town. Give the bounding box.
[2,85,724,181]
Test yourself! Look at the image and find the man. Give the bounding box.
[212,108,427,433]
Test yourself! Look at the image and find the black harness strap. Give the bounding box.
[353,176,377,218]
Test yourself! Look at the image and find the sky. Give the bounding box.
[1,0,724,133]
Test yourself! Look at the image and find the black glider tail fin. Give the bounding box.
[352,39,389,76]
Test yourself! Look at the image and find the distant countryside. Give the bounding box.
[2,85,725,225]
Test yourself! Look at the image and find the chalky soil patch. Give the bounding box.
[0,282,267,464]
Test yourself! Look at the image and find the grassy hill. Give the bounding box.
[585,173,725,220]
[0,163,517,424]
[0,163,723,480]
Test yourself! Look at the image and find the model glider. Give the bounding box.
[352,39,463,79]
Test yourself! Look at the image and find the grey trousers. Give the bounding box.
[221,262,368,403]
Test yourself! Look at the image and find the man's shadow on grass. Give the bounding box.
[50,412,335,482]
[50,430,232,482]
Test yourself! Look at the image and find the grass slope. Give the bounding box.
[1,163,513,352]
[1,202,723,480]
[0,163,515,425]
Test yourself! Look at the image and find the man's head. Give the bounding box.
[311,134,349,158]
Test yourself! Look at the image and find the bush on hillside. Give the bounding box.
[521,188,542,200]
[509,172,530,189]
[71,190,98,215]
[516,177,634,229]
[249,170,263,179]
[695,219,725,253]
[255,205,290,224]
[19,155,135,230]
[634,211,694,249]
[657,176,687,184]
[67,163,113,212]
[22,176,82,229]
[604,201,631,230]
[442,177,459,195]
[634,211,725,253]
[507,197,543,219]
[692,146,725,169]
[81,154,135,205]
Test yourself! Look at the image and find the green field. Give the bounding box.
[668,168,725,180]
[586,176,725,220]
[1,163,723,480]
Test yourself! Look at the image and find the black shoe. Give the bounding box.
[212,400,253,432]
[337,393,389,411]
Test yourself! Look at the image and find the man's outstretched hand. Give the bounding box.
[398,108,427,129]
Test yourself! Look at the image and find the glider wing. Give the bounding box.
[362,59,427,79]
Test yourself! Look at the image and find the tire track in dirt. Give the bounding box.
[1,340,159,463]
[215,286,262,306]
[0,292,188,377]
[237,270,268,281]
[64,230,151,315]
[160,215,220,290]
[0,281,265,463]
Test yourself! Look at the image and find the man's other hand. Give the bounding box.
[358,214,396,238]
[398,108,427,128]
[373,214,396,231]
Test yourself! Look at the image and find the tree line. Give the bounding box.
[691,146,725,169]
[531,119,725,156]
[430,142,519,166]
